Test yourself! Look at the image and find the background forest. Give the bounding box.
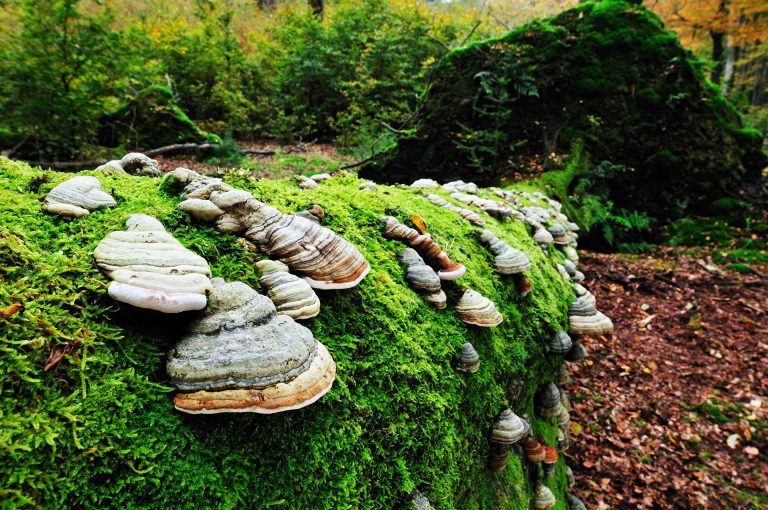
[0,0,765,161]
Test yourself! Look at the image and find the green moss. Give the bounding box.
[365,0,766,220]
[0,157,574,509]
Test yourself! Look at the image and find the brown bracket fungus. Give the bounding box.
[295,204,325,224]
[455,289,503,327]
[398,248,446,309]
[381,216,465,280]
[93,214,212,313]
[523,437,546,462]
[168,168,370,290]
[547,224,570,245]
[542,445,558,478]
[167,280,335,414]
[42,176,116,217]
[256,260,320,320]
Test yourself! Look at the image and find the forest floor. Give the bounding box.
[156,146,768,509]
[570,250,768,510]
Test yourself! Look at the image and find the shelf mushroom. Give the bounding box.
[256,260,320,320]
[93,214,212,313]
[399,248,447,309]
[458,343,480,373]
[478,229,533,296]
[535,382,561,418]
[168,168,370,290]
[381,216,465,280]
[534,483,556,509]
[42,176,116,218]
[487,409,527,472]
[455,290,503,327]
[167,280,335,414]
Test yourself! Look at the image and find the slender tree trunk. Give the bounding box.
[308,0,323,18]
[722,34,738,96]
[710,30,725,85]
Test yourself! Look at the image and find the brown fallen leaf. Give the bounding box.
[1,303,23,318]
[743,446,759,458]
[410,214,427,235]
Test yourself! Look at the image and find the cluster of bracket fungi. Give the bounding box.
[40,155,612,508]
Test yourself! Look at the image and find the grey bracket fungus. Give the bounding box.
[566,493,587,510]
[424,193,485,226]
[93,214,212,313]
[168,280,335,414]
[42,176,116,217]
[410,178,440,189]
[535,382,561,418]
[455,289,503,327]
[398,248,446,310]
[478,229,533,296]
[565,339,588,361]
[120,152,161,176]
[547,224,570,245]
[410,490,436,510]
[298,177,319,190]
[381,216,466,280]
[490,409,527,446]
[168,168,371,290]
[457,342,479,373]
[550,331,573,355]
[358,181,377,191]
[568,296,614,336]
[533,227,554,247]
[256,259,320,320]
[534,483,556,510]
[309,173,332,182]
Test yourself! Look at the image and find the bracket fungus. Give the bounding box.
[256,260,320,320]
[120,152,161,176]
[381,216,465,280]
[523,437,546,462]
[566,494,587,510]
[550,331,573,355]
[565,339,588,361]
[42,176,116,217]
[533,227,554,248]
[93,214,212,313]
[455,290,503,327]
[547,224,570,245]
[533,483,556,510]
[568,296,614,336]
[442,180,478,194]
[458,342,479,373]
[168,168,370,290]
[535,382,561,418]
[410,178,440,189]
[424,193,485,226]
[487,409,526,472]
[167,280,335,414]
[358,181,377,191]
[491,409,527,446]
[309,173,331,182]
[295,204,325,224]
[542,445,558,478]
[398,248,447,309]
[478,229,532,296]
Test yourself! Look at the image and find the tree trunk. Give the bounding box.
[710,30,725,85]
[722,34,738,96]
[308,0,323,18]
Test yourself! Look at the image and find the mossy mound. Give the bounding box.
[1,158,577,509]
[363,0,765,219]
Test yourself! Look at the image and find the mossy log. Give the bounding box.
[0,157,581,509]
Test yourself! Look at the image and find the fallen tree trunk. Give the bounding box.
[18,143,218,171]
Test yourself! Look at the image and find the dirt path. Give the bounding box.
[569,251,768,509]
